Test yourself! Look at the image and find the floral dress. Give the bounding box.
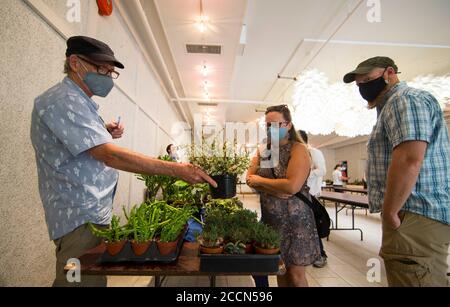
[257,141,320,266]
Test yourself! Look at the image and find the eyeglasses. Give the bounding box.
[264,121,289,128]
[78,56,120,79]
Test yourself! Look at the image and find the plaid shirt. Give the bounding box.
[367,82,450,225]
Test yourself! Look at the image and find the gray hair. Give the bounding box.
[63,58,71,75]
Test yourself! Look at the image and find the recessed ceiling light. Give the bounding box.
[197,20,207,33]
[201,65,208,77]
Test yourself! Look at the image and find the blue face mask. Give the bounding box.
[83,72,114,97]
[79,61,114,97]
[268,127,289,142]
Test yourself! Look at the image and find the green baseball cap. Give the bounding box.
[343,56,399,83]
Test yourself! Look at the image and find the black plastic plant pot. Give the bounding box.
[210,174,237,199]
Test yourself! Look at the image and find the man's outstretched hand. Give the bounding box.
[178,163,217,188]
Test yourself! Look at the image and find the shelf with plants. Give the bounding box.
[197,198,282,273]
[89,200,199,263]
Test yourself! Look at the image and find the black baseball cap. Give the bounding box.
[66,36,124,69]
[343,56,398,83]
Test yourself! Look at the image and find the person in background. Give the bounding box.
[332,164,348,191]
[247,105,320,287]
[344,56,450,286]
[30,36,217,287]
[166,144,179,162]
[298,130,328,268]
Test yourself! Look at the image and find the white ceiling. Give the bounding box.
[154,0,247,125]
[153,0,450,147]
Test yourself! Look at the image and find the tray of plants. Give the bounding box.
[89,200,199,264]
[198,201,282,273]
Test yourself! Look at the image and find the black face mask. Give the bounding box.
[358,70,388,102]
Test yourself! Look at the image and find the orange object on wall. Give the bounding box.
[97,0,113,16]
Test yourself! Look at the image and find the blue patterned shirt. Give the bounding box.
[367,82,450,225]
[31,77,119,240]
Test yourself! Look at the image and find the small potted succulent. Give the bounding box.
[197,225,224,254]
[229,227,255,254]
[224,241,246,254]
[254,223,281,255]
[89,215,131,256]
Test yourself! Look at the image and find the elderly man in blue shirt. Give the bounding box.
[344,56,450,287]
[30,36,217,287]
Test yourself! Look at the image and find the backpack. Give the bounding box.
[294,192,331,239]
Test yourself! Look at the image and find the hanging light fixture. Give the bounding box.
[201,63,209,77]
[408,74,450,109]
[292,69,376,137]
[196,0,209,33]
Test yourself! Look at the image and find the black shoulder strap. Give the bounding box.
[270,168,315,211]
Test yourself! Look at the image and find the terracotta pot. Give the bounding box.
[131,241,151,256]
[245,243,254,254]
[200,245,224,254]
[254,245,280,255]
[105,240,126,256]
[157,240,178,256]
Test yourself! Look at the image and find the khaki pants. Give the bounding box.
[380,211,450,287]
[53,223,107,287]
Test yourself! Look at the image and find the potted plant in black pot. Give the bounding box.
[188,136,250,199]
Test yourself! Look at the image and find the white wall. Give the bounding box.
[319,142,368,182]
[320,148,336,181]
[334,142,368,183]
[0,0,183,286]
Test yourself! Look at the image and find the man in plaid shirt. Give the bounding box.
[344,57,450,287]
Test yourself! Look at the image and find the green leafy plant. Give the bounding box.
[167,180,210,207]
[123,200,199,244]
[137,174,161,201]
[228,227,255,245]
[197,224,224,248]
[254,223,281,250]
[205,198,243,214]
[159,205,198,242]
[138,156,211,206]
[123,201,170,243]
[224,241,246,254]
[89,215,131,243]
[187,135,250,176]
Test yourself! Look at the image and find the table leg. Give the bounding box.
[335,202,338,229]
[351,206,363,241]
[209,275,216,287]
[154,276,167,287]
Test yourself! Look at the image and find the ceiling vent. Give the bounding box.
[186,44,222,55]
[198,102,218,107]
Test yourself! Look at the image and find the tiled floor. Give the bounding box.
[108,193,391,287]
